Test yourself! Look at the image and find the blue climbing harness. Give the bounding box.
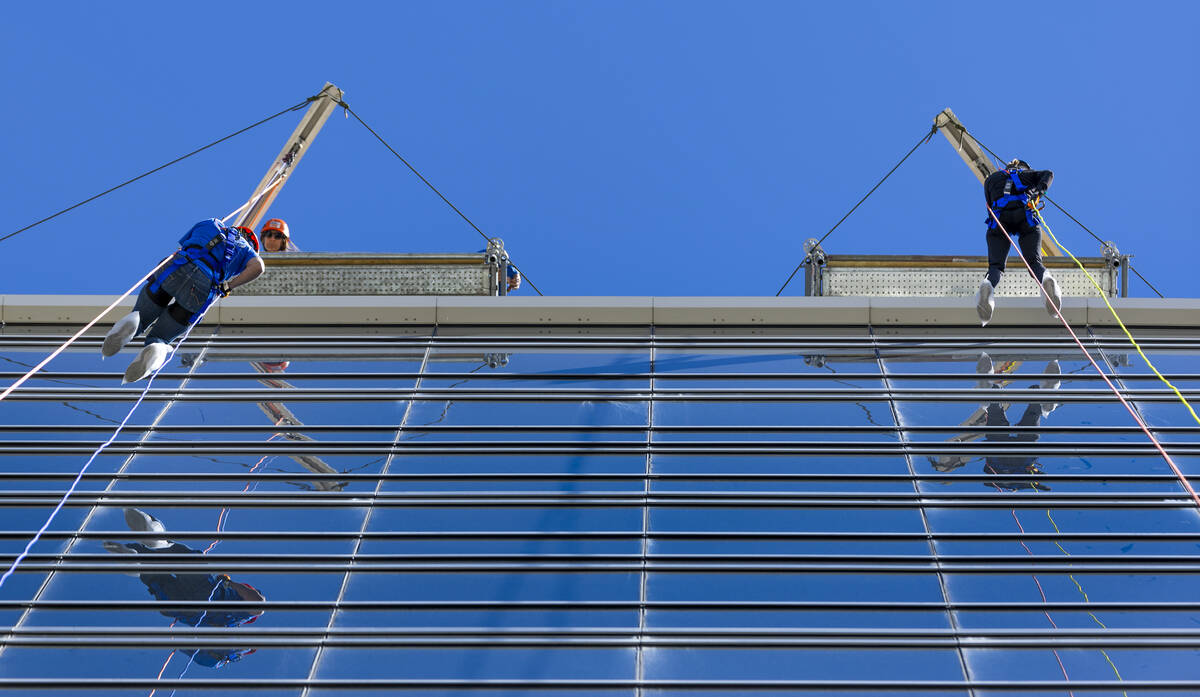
[146,220,241,312]
[986,169,1040,229]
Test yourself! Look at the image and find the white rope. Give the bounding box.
[0,299,217,590]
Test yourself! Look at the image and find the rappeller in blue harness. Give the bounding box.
[975,159,1059,325]
[102,219,265,382]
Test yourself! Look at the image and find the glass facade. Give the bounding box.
[1,319,1199,695]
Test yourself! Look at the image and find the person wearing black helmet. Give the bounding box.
[976,159,1058,325]
[101,219,265,382]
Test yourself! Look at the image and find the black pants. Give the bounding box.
[986,208,1045,287]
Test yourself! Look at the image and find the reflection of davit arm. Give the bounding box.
[251,362,345,491]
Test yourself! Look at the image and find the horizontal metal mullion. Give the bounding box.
[2,494,1195,509]
[0,678,1194,692]
[1,489,1193,501]
[6,530,1197,542]
[4,443,1196,457]
[0,472,1190,483]
[30,552,1200,564]
[7,387,1199,402]
[14,561,1200,574]
[1,423,1197,435]
[9,599,1200,612]
[16,626,1200,639]
[12,370,1200,383]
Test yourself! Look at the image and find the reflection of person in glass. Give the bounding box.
[975,352,1061,491]
[103,508,263,668]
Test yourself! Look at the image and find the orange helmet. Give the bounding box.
[261,218,290,239]
[233,226,259,252]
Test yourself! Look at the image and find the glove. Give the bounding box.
[218,281,231,298]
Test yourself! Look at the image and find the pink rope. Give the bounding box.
[987,206,1200,510]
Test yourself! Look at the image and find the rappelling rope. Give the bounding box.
[0,186,282,407]
[0,256,173,405]
[987,205,1200,511]
[1034,209,1200,427]
[0,189,264,588]
[220,167,288,227]
[0,298,217,590]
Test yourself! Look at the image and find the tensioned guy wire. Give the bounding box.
[338,101,544,296]
[1,96,320,245]
[776,124,937,296]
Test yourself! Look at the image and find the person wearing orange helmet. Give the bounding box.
[101,219,264,382]
[259,218,294,253]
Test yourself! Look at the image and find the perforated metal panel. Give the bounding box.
[236,253,498,296]
[816,256,1117,297]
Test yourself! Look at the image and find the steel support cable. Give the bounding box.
[987,206,1200,511]
[1037,209,1200,426]
[776,125,937,296]
[337,101,544,296]
[0,96,319,245]
[952,123,1165,298]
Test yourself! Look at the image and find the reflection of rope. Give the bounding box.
[821,363,887,427]
[1009,510,1074,693]
[147,638,178,697]
[1043,508,1128,695]
[202,431,283,554]
[164,580,225,697]
[987,205,1200,511]
[1037,210,1200,427]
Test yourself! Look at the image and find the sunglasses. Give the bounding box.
[264,232,287,240]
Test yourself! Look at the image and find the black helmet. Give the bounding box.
[1006,158,1031,171]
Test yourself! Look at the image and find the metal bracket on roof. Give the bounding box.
[485,238,510,296]
[803,238,827,297]
[1100,241,1131,297]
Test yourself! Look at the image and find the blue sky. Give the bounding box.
[2,1,1195,297]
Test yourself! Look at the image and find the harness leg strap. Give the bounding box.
[146,282,172,309]
[167,302,198,326]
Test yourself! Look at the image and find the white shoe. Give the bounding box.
[123,508,170,549]
[1040,360,1061,415]
[103,541,143,576]
[102,312,140,358]
[976,352,994,389]
[123,343,170,384]
[975,280,995,326]
[1042,273,1062,317]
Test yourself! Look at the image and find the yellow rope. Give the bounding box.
[1036,210,1200,426]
